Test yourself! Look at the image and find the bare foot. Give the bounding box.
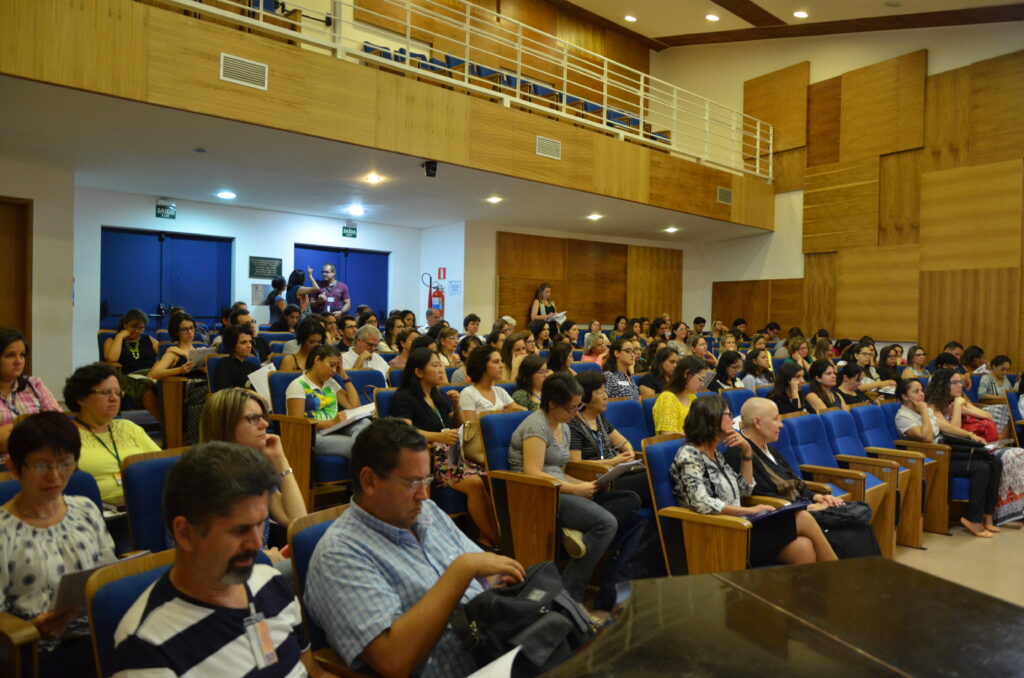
[961,517,993,538]
[984,523,1001,533]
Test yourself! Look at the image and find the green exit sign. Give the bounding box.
[342,224,357,238]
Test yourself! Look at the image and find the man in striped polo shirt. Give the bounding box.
[111,442,337,677]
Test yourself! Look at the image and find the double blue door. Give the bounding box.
[100,228,232,328]
[293,244,389,318]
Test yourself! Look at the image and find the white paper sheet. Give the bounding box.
[595,460,643,486]
[248,363,277,406]
[317,403,375,436]
[187,346,216,365]
[468,646,521,678]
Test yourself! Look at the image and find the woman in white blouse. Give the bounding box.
[458,346,526,421]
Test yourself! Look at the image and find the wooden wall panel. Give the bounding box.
[731,175,775,231]
[593,136,650,203]
[802,159,879,253]
[773,148,806,193]
[375,75,470,163]
[836,246,920,340]
[878,149,922,247]
[806,77,841,167]
[839,50,926,163]
[767,279,804,331]
[626,246,682,319]
[969,50,1024,167]
[923,67,971,173]
[561,240,627,324]
[711,280,771,334]
[499,0,557,34]
[496,232,566,280]
[802,252,836,334]
[602,27,650,75]
[648,153,732,221]
[919,160,1023,271]
[919,268,1021,362]
[743,62,809,153]
[497,276,558,328]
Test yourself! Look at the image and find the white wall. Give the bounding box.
[0,158,76,392]
[419,222,465,325]
[651,22,1024,111]
[72,188,422,368]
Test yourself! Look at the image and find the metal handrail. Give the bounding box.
[154,0,773,179]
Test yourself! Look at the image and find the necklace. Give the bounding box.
[14,497,62,521]
[126,340,141,360]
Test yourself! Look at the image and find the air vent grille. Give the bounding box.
[220,53,268,90]
[536,135,562,160]
[716,186,733,205]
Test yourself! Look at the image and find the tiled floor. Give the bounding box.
[894,522,1024,607]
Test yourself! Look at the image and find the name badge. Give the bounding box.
[618,380,630,386]
[243,611,278,669]
[326,297,335,302]
[113,472,123,487]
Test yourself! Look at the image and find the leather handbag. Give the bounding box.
[461,420,487,466]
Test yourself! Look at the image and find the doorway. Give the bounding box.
[293,244,390,319]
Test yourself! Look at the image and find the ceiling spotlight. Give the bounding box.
[663,226,679,233]
[486,196,504,204]
[793,10,808,18]
[345,204,365,216]
[624,15,637,22]
[705,14,720,22]
[363,172,385,184]
[586,213,603,221]
[216,190,236,200]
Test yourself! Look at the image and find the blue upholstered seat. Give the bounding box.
[604,399,646,451]
[123,455,180,552]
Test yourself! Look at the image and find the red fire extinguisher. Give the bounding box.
[422,272,445,316]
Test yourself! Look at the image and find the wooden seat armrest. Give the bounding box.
[270,414,316,428]
[312,647,369,677]
[863,446,925,461]
[799,465,867,499]
[835,454,899,470]
[893,440,951,454]
[656,506,751,530]
[744,495,789,508]
[566,460,611,479]
[0,611,40,648]
[488,470,561,489]
[978,396,1005,405]
[799,465,867,481]
[804,481,833,494]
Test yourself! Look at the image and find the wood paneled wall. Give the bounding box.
[743,62,808,153]
[710,278,804,335]
[802,252,836,336]
[496,232,681,327]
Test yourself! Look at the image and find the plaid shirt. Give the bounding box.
[304,499,483,677]
[0,377,61,428]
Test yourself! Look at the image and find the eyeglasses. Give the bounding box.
[560,403,581,415]
[365,341,379,351]
[179,326,196,333]
[385,473,434,491]
[620,348,637,354]
[241,413,268,426]
[91,388,123,398]
[24,460,77,475]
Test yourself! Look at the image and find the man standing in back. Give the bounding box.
[310,264,350,318]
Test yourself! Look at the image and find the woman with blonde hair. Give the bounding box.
[810,337,834,365]
[437,326,462,367]
[785,337,812,374]
[580,331,609,366]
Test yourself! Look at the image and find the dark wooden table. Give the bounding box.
[544,557,1024,677]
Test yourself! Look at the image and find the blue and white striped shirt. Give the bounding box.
[304,498,483,678]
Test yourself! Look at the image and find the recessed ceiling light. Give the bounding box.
[216,190,236,200]
[486,196,503,204]
[705,14,720,22]
[793,10,808,18]
[624,15,637,22]
[586,213,603,221]
[363,172,385,184]
[345,204,365,216]
[664,226,679,233]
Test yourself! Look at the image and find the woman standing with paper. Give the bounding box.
[529,283,564,339]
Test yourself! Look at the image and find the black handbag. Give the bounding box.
[450,561,596,677]
[812,500,872,528]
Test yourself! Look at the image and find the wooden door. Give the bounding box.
[0,199,31,346]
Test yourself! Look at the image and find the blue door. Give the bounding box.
[100,228,233,328]
[293,244,389,318]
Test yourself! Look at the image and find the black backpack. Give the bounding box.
[594,516,666,611]
[451,561,596,677]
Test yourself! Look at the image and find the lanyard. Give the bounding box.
[83,422,122,466]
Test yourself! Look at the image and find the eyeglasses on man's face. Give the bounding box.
[385,473,434,492]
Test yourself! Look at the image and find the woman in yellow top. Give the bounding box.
[63,364,160,503]
[653,355,711,435]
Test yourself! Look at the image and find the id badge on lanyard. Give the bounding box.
[243,599,278,668]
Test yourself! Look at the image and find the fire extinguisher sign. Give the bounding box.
[437,267,446,280]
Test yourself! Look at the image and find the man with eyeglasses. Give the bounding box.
[309,263,351,318]
[341,325,389,377]
[305,420,524,678]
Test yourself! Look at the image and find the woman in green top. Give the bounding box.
[511,355,550,411]
[63,364,159,503]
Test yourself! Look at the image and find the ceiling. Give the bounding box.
[0,75,761,245]
[572,0,1024,46]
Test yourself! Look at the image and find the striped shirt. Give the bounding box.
[304,499,483,678]
[112,564,309,677]
[0,376,61,428]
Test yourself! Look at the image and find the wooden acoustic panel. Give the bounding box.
[878,149,922,247]
[773,147,806,193]
[0,201,30,342]
[711,280,771,334]
[743,62,809,153]
[497,276,560,329]
[731,174,775,231]
[919,268,1021,364]
[562,239,627,324]
[496,232,566,281]
[593,136,650,203]
[839,50,926,163]
[626,246,682,320]
[919,160,1023,271]
[767,278,804,331]
[923,67,971,173]
[802,252,836,334]
[602,25,650,74]
[836,245,920,340]
[375,75,470,163]
[648,153,733,221]
[806,77,841,168]
[968,50,1024,167]
[802,158,879,254]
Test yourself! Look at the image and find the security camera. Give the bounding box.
[423,160,438,177]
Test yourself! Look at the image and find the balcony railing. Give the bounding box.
[153,0,774,179]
